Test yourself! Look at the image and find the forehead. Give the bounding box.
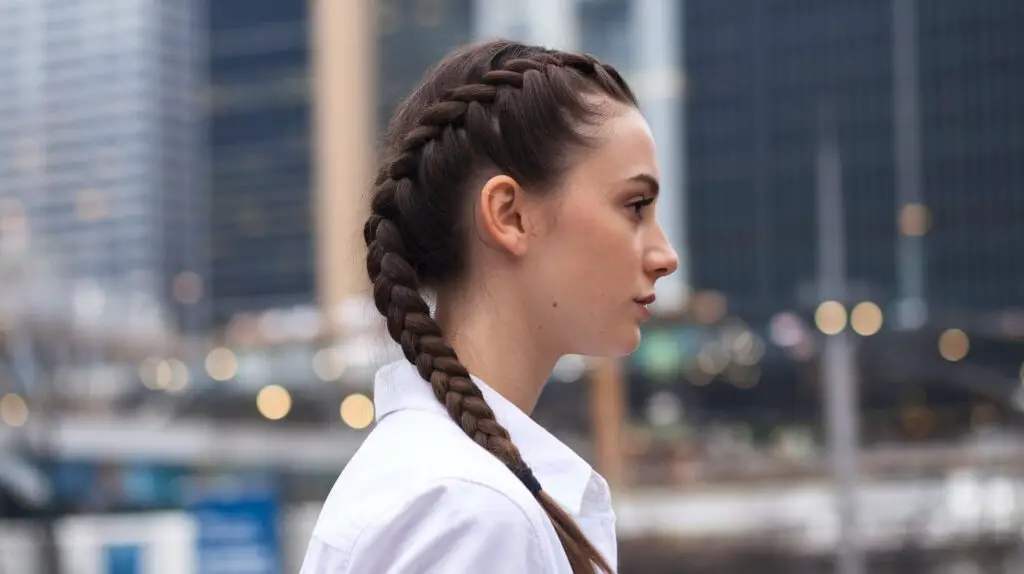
[569,103,659,185]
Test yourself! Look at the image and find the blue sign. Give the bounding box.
[188,488,282,574]
[104,544,142,574]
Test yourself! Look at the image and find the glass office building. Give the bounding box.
[206,0,475,325]
[684,0,895,323]
[684,0,1024,323]
[206,0,314,325]
[376,0,475,135]
[0,0,206,332]
[916,1,1024,312]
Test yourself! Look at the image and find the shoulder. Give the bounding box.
[306,476,560,574]
[344,407,535,496]
[363,475,546,540]
[314,409,545,533]
[303,412,562,572]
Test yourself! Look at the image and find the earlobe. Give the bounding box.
[476,174,529,257]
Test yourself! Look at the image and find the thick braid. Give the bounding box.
[366,216,520,461]
[363,87,527,465]
[365,50,621,573]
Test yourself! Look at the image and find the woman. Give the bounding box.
[301,39,677,573]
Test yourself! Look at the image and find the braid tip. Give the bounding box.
[512,464,543,496]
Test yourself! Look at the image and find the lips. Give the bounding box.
[635,294,655,321]
[635,294,656,306]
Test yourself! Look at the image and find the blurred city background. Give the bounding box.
[0,0,1022,572]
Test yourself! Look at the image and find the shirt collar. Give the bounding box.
[373,359,595,515]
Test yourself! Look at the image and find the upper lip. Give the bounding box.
[635,294,656,305]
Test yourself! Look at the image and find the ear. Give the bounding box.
[475,174,530,257]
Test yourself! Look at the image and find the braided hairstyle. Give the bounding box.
[364,40,636,573]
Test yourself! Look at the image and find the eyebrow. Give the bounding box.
[627,173,660,197]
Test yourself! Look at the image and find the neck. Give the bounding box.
[434,283,558,415]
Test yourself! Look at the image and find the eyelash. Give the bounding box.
[628,197,656,219]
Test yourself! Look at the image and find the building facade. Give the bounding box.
[376,0,475,135]
[916,1,1024,312]
[0,0,206,333]
[684,0,896,323]
[684,0,1024,323]
[206,0,478,326]
[206,0,314,325]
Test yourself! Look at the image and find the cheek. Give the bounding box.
[544,212,637,304]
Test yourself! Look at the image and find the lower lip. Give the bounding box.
[635,302,651,320]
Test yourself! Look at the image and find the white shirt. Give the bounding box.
[300,360,618,573]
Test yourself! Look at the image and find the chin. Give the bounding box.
[585,326,642,359]
[620,327,643,356]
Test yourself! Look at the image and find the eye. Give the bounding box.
[627,196,655,219]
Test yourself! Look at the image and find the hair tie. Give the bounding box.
[512,464,542,496]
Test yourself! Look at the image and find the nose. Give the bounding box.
[644,224,679,280]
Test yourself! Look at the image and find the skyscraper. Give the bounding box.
[916,1,1024,313]
[377,0,475,134]
[684,0,895,323]
[206,0,476,327]
[684,0,1023,324]
[206,0,314,325]
[0,0,206,333]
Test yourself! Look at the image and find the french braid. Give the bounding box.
[365,41,635,573]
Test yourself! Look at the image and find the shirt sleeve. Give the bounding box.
[344,478,551,574]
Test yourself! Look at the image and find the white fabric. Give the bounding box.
[299,360,617,573]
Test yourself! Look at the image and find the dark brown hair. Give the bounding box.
[364,39,636,573]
